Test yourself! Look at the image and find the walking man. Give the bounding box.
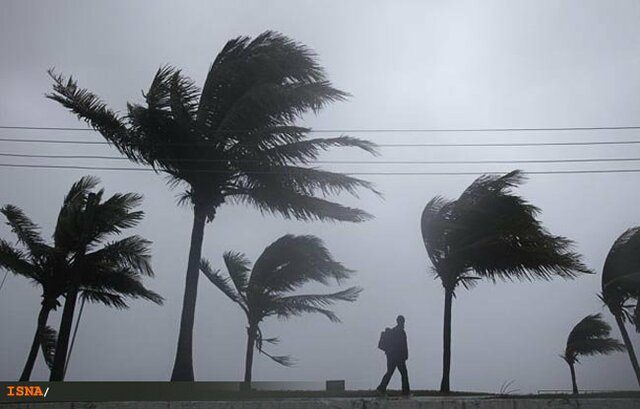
[376,315,410,396]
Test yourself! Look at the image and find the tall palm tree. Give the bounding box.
[48,176,164,380]
[0,205,61,380]
[601,226,640,386]
[562,313,624,394]
[421,170,591,393]
[47,31,379,381]
[200,234,361,390]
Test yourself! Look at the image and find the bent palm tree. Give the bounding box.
[48,176,164,380]
[421,170,591,393]
[601,227,640,386]
[48,31,379,381]
[562,313,624,394]
[201,234,361,390]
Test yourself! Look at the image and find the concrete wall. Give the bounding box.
[1,398,640,409]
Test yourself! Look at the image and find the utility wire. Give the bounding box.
[1,152,640,165]
[2,137,640,148]
[1,162,640,175]
[3,125,640,133]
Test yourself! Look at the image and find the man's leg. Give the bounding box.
[397,361,410,395]
[376,357,396,392]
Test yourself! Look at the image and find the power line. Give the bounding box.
[2,152,640,165]
[4,125,640,133]
[1,162,640,175]
[2,137,640,148]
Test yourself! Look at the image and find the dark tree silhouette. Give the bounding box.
[47,176,163,380]
[0,205,61,381]
[420,170,591,393]
[601,227,640,386]
[562,313,624,394]
[201,234,361,390]
[1,177,163,381]
[47,31,379,381]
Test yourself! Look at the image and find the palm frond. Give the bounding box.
[249,235,354,293]
[261,136,379,165]
[237,166,381,199]
[0,239,41,282]
[80,289,128,309]
[85,235,153,276]
[81,268,164,306]
[200,258,242,305]
[223,251,251,295]
[0,205,48,257]
[47,70,143,162]
[230,188,372,222]
[602,227,640,306]
[39,325,58,370]
[62,176,100,206]
[270,298,341,322]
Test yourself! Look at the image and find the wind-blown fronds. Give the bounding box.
[602,227,640,314]
[1,205,48,258]
[421,170,591,292]
[250,235,352,292]
[49,31,378,221]
[200,259,242,306]
[563,313,625,365]
[223,251,251,295]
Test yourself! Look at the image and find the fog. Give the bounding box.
[1,0,639,393]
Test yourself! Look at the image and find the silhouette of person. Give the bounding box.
[376,315,410,395]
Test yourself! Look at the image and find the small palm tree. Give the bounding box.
[200,234,361,390]
[562,313,625,394]
[601,227,640,386]
[421,170,591,393]
[47,31,379,381]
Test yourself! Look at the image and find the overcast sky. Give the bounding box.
[1,0,640,393]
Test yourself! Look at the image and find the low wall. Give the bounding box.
[1,398,639,409]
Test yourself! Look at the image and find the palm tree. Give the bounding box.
[200,234,361,390]
[562,313,624,394]
[420,170,591,393]
[48,176,164,380]
[0,205,61,381]
[47,31,379,381]
[601,226,640,386]
[1,177,164,381]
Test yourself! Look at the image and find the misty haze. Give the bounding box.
[1,0,640,398]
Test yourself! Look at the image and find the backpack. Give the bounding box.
[378,327,392,352]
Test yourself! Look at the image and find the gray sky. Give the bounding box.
[1,0,640,393]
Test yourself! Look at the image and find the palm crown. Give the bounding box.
[421,170,591,292]
[47,31,379,221]
[563,313,624,366]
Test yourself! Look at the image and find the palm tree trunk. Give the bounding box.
[19,305,51,381]
[569,362,578,394]
[64,297,86,379]
[614,313,640,386]
[171,203,207,381]
[242,325,257,391]
[440,288,453,393]
[50,287,78,381]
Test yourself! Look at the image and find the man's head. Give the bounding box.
[396,315,405,328]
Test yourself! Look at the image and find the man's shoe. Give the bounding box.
[401,392,412,399]
[376,388,386,397]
